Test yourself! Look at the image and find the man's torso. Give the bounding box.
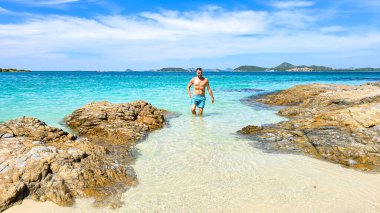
[193,77,208,95]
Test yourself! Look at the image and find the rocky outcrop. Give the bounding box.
[239,82,380,171]
[0,101,166,211]
[65,101,165,147]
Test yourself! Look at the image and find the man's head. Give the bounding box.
[196,68,203,78]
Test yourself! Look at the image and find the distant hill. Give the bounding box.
[275,63,334,71]
[0,68,31,72]
[234,66,269,71]
[234,62,380,72]
[305,65,333,71]
[274,62,295,71]
[157,67,188,72]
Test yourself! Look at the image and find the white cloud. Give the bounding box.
[0,8,379,70]
[0,6,9,12]
[272,1,315,9]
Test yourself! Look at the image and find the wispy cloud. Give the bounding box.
[0,6,9,12]
[0,7,379,70]
[271,1,315,9]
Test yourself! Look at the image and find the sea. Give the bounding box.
[2,71,380,212]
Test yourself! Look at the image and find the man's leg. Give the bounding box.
[191,105,196,115]
[198,108,203,116]
[198,96,205,116]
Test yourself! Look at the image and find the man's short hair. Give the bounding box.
[196,68,203,72]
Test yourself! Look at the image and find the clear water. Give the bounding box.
[1,71,380,126]
[3,71,380,212]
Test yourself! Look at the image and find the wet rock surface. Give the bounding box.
[239,82,380,171]
[0,101,166,211]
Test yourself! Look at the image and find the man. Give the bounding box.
[187,68,214,116]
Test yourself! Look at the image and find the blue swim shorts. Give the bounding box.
[191,95,206,108]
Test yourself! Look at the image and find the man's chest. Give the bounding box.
[194,79,207,86]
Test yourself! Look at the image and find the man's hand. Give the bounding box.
[211,97,215,104]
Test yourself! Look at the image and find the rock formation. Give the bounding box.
[239,82,380,171]
[65,101,165,147]
[0,101,166,211]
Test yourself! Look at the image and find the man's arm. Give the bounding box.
[206,79,214,104]
[187,78,194,98]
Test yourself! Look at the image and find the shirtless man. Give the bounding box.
[187,68,215,116]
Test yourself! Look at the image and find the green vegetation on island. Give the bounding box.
[234,66,269,71]
[274,62,295,71]
[273,62,334,71]
[234,62,380,72]
[157,67,189,72]
[0,68,31,72]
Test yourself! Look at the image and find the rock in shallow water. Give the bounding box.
[65,100,165,147]
[239,81,380,172]
[0,101,166,211]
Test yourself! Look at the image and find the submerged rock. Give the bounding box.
[239,82,380,171]
[0,101,166,211]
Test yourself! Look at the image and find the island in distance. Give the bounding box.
[0,68,31,72]
[234,62,380,72]
[155,67,226,72]
[156,67,189,72]
[147,63,380,72]
[2,63,379,72]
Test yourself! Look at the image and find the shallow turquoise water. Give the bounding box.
[3,71,380,212]
[1,71,379,126]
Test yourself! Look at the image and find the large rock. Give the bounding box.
[65,101,165,147]
[0,101,166,211]
[239,82,380,171]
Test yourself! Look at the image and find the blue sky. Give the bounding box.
[1,0,380,70]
